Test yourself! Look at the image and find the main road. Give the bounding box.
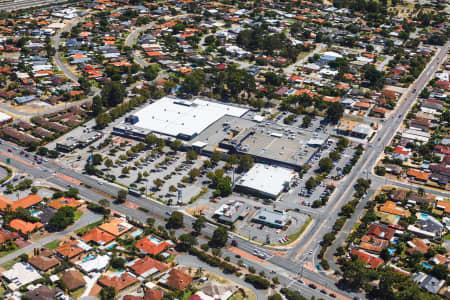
[0,41,446,299]
[322,41,450,273]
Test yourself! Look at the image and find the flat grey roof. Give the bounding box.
[252,208,288,227]
[188,115,255,152]
[224,122,328,168]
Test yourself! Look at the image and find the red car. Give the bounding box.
[7,149,12,152]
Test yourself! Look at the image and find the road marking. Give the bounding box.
[0,152,35,168]
[55,174,81,185]
[228,247,266,263]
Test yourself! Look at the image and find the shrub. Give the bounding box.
[244,274,270,289]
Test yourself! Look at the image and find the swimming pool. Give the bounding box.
[130,230,143,237]
[150,236,162,244]
[422,262,432,269]
[388,248,395,255]
[106,242,116,249]
[83,254,95,262]
[420,213,429,220]
[392,238,399,244]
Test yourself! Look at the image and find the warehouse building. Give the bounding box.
[234,164,296,199]
[220,124,327,170]
[113,96,248,141]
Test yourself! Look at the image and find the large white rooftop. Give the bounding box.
[76,255,110,273]
[3,262,42,290]
[133,96,248,139]
[236,164,296,198]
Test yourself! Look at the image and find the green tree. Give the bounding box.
[92,95,103,116]
[319,157,333,172]
[305,177,317,190]
[153,178,164,190]
[431,264,449,280]
[170,139,183,152]
[188,168,200,181]
[326,102,344,124]
[301,115,312,128]
[37,147,48,156]
[144,64,159,81]
[47,206,76,231]
[215,176,232,197]
[192,216,206,234]
[105,159,113,169]
[100,286,116,300]
[210,151,222,164]
[186,150,198,162]
[177,233,197,251]
[111,257,125,269]
[341,257,378,290]
[92,154,102,165]
[101,81,125,107]
[363,64,385,90]
[96,112,111,129]
[211,226,228,247]
[167,211,184,229]
[238,155,254,172]
[116,190,127,204]
[180,69,206,95]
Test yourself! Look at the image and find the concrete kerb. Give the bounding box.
[369,45,449,177]
[181,209,314,251]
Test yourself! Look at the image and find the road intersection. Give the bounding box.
[0,1,448,296]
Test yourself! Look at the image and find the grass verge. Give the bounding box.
[281,216,313,245]
[75,220,103,236]
[44,239,62,250]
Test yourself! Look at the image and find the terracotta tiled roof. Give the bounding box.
[55,240,85,258]
[81,228,115,245]
[407,169,430,181]
[0,194,43,210]
[350,249,384,269]
[437,201,450,213]
[98,272,139,291]
[136,238,169,255]
[144,289,163,300]
[28,255,60,272]
[98,218,132,236]
[165,269,193,290]
[128,256,168,276]
[359,235,388,253]
[367,224,395,240]
[48,197,82,210]
[0,230,19,244]
[407,238,429,254]
[379,201,405,216]
[9,219,43,234]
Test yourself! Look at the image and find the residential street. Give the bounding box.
[0,211,102,265]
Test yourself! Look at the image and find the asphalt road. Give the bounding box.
[125,23,155,68]
[0,41,445,299]
[0,0,67,11]
[323,42,450,274]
